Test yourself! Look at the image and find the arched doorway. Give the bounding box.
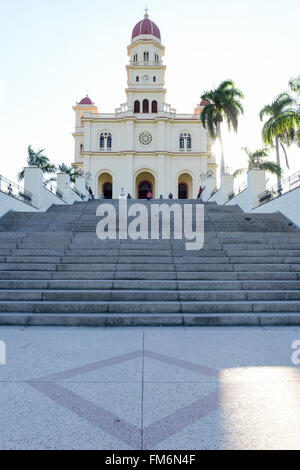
[178,173,193,199]
[136,171,156,199]
[138,180,153,199]
[103,182,112,199]
[178,182,188,199]
[98,172,113,199]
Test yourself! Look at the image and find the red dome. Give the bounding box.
[200,100,210,106]
[132,15,161,41]
[79,95,92,105]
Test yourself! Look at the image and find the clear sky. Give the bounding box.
[0,0,299,188]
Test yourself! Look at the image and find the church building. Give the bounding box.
[72,11,217,199]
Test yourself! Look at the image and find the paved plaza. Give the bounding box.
[0,325,300,450]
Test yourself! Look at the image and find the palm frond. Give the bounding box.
[259,161,282,177]
[233,168,247,178]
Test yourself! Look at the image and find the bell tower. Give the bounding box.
[126,11,166,114]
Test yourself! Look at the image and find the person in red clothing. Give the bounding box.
[197,186,204,199]
[146,191,152,201]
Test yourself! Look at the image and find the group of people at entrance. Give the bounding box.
[98,184,205,200]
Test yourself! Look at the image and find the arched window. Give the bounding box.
[80,144,84,153]
[136,76,139,82]
[100,132,112,150]
[179,135,185,150]
[153,76,156,83]
[152,100,158,113]
[179,132,192,151]
[143,99,149,113]
[155,53,159,62]
[100,135,105,149]
[133,53,138,63]
[187,135,192,149]
[144,51,149,62]
[134,100,140,113]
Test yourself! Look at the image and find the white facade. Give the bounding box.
[72,13,217,199]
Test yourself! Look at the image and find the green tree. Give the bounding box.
[233,147,282,178]
[57,163,78,183]
[289,75,300,96]
[18,145,56,181]
[200,79,244,176]
[288,75,300,147]
[259,93,299,189]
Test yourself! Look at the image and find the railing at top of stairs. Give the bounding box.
[0,174,33,207]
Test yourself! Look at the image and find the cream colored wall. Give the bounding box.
[129,42,163,63]
[85,152,211,199]
[85,119,208,154]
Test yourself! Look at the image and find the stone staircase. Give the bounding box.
[0,199,299,326]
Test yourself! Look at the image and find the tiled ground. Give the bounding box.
[1,325,300,449]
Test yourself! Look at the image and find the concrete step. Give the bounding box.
[0,312,299,327]
[0,289,299,302]
[0,270,299,281]
[0,279,298,290]
[0,300,299,314]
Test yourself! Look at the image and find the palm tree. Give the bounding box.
[289,76,300,147]
[233,147,282,178]
[57,163,78,183]
[200,79,244,176]
[289,75,300,97]
[259,93,299,189]
[18,145,56,181]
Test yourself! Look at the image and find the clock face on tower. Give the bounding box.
[143,75,150,82]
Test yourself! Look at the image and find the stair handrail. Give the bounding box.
[0,174,33,206]
[258,170,300,205]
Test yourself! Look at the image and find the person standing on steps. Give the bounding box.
[88,187,95,200]
[127,193,132,199]
[168,192,173,200]
[197,186,205,199]
[146,190,152,201]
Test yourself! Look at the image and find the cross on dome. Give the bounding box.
[144,5,149,18]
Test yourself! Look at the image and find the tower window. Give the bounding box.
[179,133,192,151]
[80,144,84,153]
[179,136,184,150]
[144,51,149,62]
[100,132,112,150]
[136,76,139,82]
[153,76,156,82]
[133,53,138,62]
[155,54,159,62]
[134,100,140,113]
[187,135,192,149]
[143,99,149,113]
[152,100,158,113]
